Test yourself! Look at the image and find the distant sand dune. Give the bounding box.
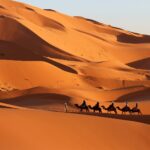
[0,0,149,107]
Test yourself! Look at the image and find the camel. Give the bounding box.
[101,105,117,114]
[88,105,102,113]
[116,106,131,114]
[130,107,142,115]
[74,104,89,112]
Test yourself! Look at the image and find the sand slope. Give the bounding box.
[0,109,150,150]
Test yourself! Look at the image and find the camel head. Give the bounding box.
[101,105,106,110]
[88,105,92,109]
[116,106,121,110]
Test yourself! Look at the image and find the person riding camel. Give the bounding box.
[125,101,128,106]
[121,101,130,112]
[132,102,138,111]
[108,101,114,109]
[93,102,100,109]
[80,100,87,108]
[136,102,138,108]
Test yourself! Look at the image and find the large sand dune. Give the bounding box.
[0,0,150,149]
[0,108,150,150]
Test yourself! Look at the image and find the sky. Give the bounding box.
[16,0,150,35]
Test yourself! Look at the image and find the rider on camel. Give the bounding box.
[93,102,100,109]
[132,102,138,111]
[80,100,87,108]
[108,101,114,109]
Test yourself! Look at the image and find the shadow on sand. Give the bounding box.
[69,111,150,125]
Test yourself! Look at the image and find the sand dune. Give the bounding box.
[0,0,149,107]
[0,109,150,150]
[0,1,149,149]
[0,0,149,111]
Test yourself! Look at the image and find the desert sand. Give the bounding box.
[0,108,150,150]
[0,0,150,150]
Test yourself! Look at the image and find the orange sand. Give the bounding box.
[0,108,150,150]
[0,0,149,150]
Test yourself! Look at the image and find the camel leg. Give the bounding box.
[137,110,142,115]
[86,108,89,112]
[138,111,142,115]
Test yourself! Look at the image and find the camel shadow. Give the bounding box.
[70,111,150,125]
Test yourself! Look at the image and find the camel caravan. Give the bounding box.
[74,100,142,115]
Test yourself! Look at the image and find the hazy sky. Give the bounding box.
[16,0,150,35]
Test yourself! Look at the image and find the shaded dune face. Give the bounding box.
[0,93,71,108]
[0,0,149,111]
[127,57,150,70]
[117,33,150,43]
[0,17,79,61]
[0,5,5,9]
[116,87,150,102]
